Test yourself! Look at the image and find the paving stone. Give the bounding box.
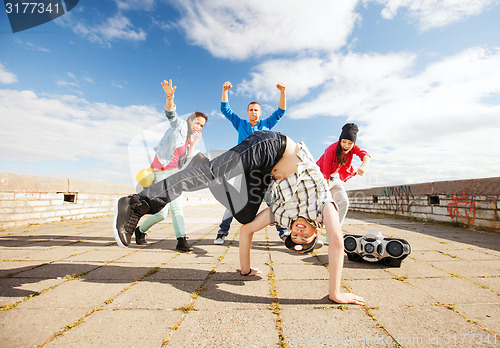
[470,276,500,293]
[45,309,183,348]
[281,307,391,347]
[118,249,178,264]
[371,305,498,348]
[0,208,498,347]
[168,309,277,347]
[387,257,452,278]
[0,260,46,276]
[453,303,500,334]
[65,249,134,262]
[195,276,272,309]
[275,280,331,306]
[344,278,435,307]
[0,307,91,347]
[406,277,499,305]
[0,277,64,305]
[10,261,101,279]
[19,279,127,309]
[109,281,199,310]
[430,259,500,277]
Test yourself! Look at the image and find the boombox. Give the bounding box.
[343,231,411,267]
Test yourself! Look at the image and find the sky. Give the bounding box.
[1,0,500,190]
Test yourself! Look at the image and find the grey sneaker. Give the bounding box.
[315,239,324,250]
[280,233,290,242]
[214,234,226,245]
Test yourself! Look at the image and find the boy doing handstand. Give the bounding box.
[114,130,365,305]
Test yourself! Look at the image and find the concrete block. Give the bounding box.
[7,213,36,221]
[41,211,58,219]
[409,205,432,214]
[432,206,451,216]
[0,200,24,208]
[55,210,72,217]
[475,200,497,210]
[474,209,496,220]
[0,207,15,215]
[0,192,15,200]
[26,200,51,207]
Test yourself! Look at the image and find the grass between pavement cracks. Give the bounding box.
[2,218,499,347]
[1,222,217,347]
[7,223,293,347]
[315,229,500,346]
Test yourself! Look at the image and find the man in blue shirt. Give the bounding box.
[214,80,289,244]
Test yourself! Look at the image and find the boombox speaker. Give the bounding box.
[344,231,411,267]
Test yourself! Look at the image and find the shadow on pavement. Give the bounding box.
[1,263,334,305]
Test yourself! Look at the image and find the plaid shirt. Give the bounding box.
[269,142,334,229]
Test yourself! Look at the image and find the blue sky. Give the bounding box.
[1,0,499,190]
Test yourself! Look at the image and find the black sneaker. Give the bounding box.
[176,237,193,252]
[135,227,147,245]
[113,195,150,247]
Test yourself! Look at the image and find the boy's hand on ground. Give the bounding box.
[329,292,365,305]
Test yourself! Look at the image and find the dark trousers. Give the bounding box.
[139,131,285,225]
[218,206,288,237]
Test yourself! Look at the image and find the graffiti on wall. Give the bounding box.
[447,191,476,224]
[379,185,414,213]
[379,185,412,196]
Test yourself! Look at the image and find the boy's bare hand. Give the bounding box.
[329,292,365,305]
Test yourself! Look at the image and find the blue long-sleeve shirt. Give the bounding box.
[221,102,285,144]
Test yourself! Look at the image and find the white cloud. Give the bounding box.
[114,0,156,11]
[368,0,499,31]
[57,12,146,46]
[55,72,96,91]
[0,62,18,84]
[237,57,334,101]
[240,47,500,185]
[0,89,162,184]
[174,0,360,60]
[14,38,51,53]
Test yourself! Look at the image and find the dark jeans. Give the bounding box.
[139,131,285,225]
[218,207,288,237]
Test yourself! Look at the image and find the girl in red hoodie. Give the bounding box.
[316,123,371,233]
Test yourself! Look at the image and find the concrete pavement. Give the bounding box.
[0,204,499,347]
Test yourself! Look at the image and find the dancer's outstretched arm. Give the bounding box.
[323,203,365,305]
[237,207,270,276]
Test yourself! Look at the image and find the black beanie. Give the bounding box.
[339,123,359,143]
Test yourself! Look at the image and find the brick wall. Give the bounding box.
[0,173,216,230]
[347,177,500,232]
